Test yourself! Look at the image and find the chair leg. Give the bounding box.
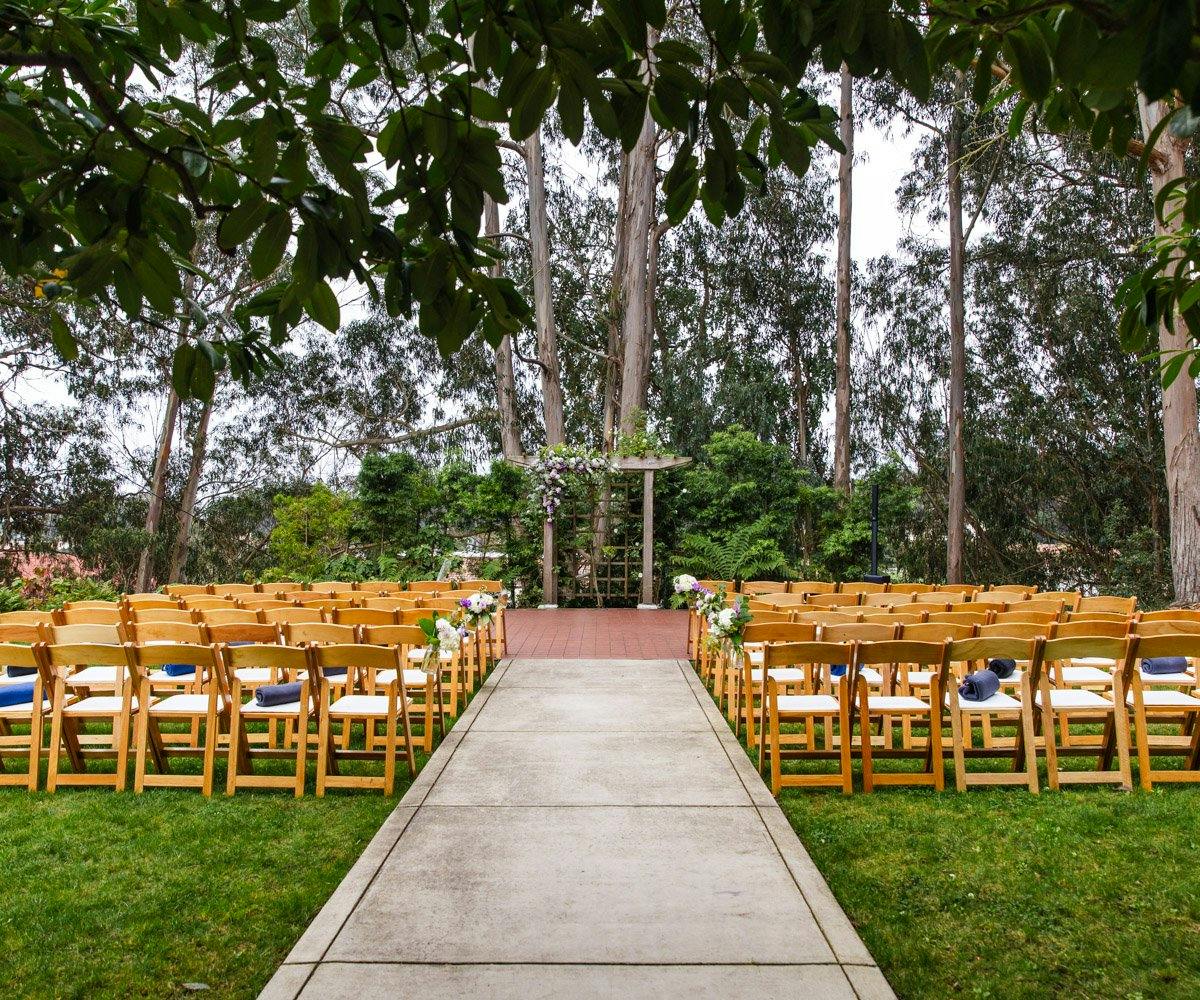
[839,688,852,795]
[47,685,65,792]
[856,678,874,793]
[133,702,151,794]
[201,704,219,797]
[1111,674,1133,791]
[1039,680,1060,791]
[928,679,944,792]
[295,701,309,798]
[383,696,398,796]
[1130,682,1153,791]
[768,680,782,796]
[226,706,243,796]
[114,696,132,793]
[423,678,435,753]
[316,706,331,797]
[948,689,967,793]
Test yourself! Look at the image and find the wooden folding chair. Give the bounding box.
[764,640,857,795]
[182,596,235,611]
[915,591,964,605]
[1039,591,1081,612]
[0,610,52,626]
[127,607,195,625]
[0,643,54,790]
[789,580,836,595]
[263,606,324,626]
[987,584,1036,596]
[391,612,465,716]
[1077,595,1136,616]
[895,621,976,748]
[944,636,1044,792]
[1139,608,1200,623]
[737,622,817,745]
[165,584,211,597]
[55,606,122,626]
[852,639,951,791]
[123,595,180,611]
[741,581,789,596]
[356,581,401,594]
[224,644,312,796]
[1132,619,1200,637]
[753,593,812,609]
[239,598,292,611]
[360,625,443,752]
[213,583,258,597]
[793,610,861,626]
[903,583,936,594]
[132,643,228,795]
[927,610,990,627]
[1047,619,1130,689]
[312,644,415,795]
[405,581,442,594]
[62,600,120,611]
[859,611,924,625]
[971,592,1012,609]
[937,583,981,597]
[1037,636,1132,790]
[992,609,1058,626]
[199,607,260,625]
[334,607,398,626]
[807,593,860,609]
[128,620,211,746]
[1114,634,1200,790]
[43,642,143,791]
[840,581,888,596]
[862,592,907,608]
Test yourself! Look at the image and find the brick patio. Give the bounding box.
[504,608,689,659]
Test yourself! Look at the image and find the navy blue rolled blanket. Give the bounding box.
[1142,656,1189,676]
[163,662,195,677]
[959,669,1000,702]
[255,681,302,707]
[5,666,36,677]
[830,664,847,677]
[987,657,1017,679]
[0,682,37,707]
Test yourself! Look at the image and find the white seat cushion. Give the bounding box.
[376,669,433,687]
[0,672,39,686]
[240,698,303,716]
[406,648,453,662]
[65,666,121,687]
[906,670,934,687]
[766,667,807,683]
[777,694,840,714]
[1059,666,1113,685]
[64,696,139,715]
[956,691,1023,713]
[234,667,272,684]
[1139,669,1196,686]
[864,696,929,712]
[150,693,227,716]
[1036,689,1112,711]
[859,667,883,687]
[1132,690,1200,709]
[0,696,51,717]
[329,694,391,717]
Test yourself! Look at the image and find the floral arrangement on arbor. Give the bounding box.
[529,444,613,521]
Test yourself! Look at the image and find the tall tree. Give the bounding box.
[946,76,968,584]
[167,396,213,583]
[484,193,523,459]
[833,65,854,492]
[1138,96,1200,604]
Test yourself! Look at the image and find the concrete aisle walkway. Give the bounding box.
[262,657,894,1000]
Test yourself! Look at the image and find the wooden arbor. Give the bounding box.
[514,455,691,608]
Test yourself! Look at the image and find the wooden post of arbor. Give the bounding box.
[512,454,691,609]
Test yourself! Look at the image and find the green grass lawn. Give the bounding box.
[0,708,442,998]
[752,714,1200,999]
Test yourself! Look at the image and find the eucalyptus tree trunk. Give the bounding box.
[946,81,967,585]
[135,388,180,591]
[527,128,566,447]
[617,31,659,435]
[1139,95,1200,604]
[484,193,522,459]
[602,151,630,453]
[833,63,853,492]
[166,397,212,583]
[790,335,809,466]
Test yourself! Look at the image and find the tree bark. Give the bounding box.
[617,31,659,435]
[167,397,212,583]
[135,388,180,591]
[833,63,854,492]
[602,151,631,453]
[527,128,566,447]
[485,193,522,459]
[1139,95,1200,604]
[946,77,967,585]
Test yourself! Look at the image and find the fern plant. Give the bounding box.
[672,519,792,585]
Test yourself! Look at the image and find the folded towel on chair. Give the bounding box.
[255,681,302,707]
[1142,656,1189,676]
[163,662,195,677]
[4,666,36,677]
[0,682,37,707]
[959,669,1000,702]
[830,664,847,677]
[987,657,1016,679]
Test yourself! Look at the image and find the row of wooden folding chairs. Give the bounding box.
[163,579,502,598]
[0,626,497,795]
[720,579,1133,609]
[0,597,508,662]
[730,629,1198,795]
[720,614,1200,734]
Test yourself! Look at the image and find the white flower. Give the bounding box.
[717,607,736,628]
[435,617,462,653]
[673,574,698,593]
